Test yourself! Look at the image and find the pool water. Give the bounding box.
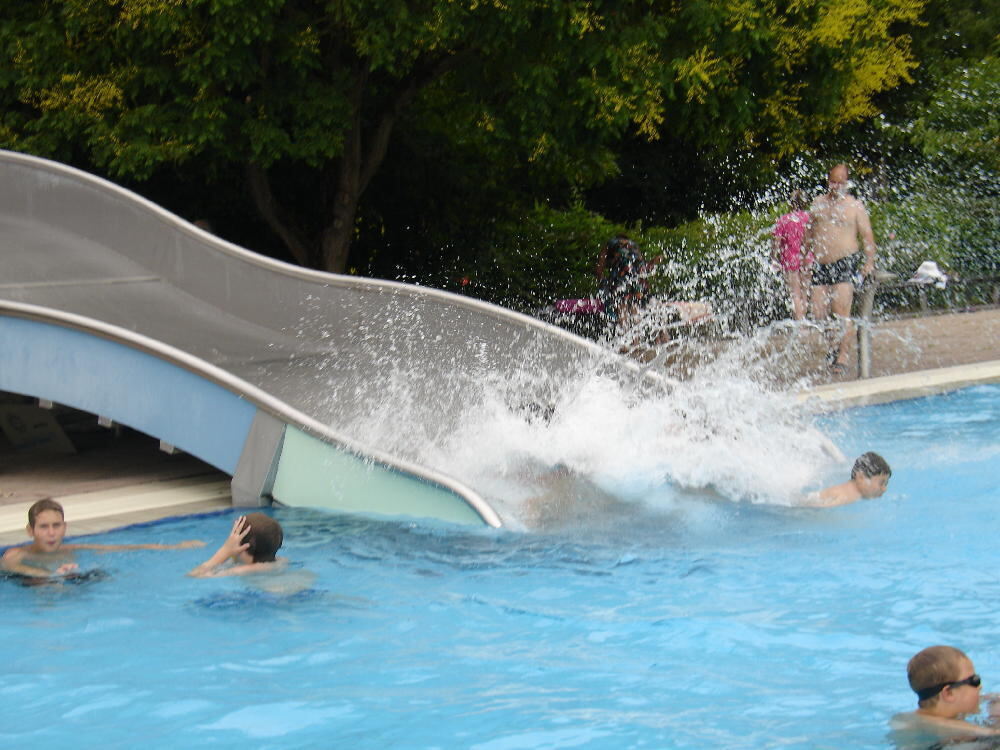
[1,385,997,748]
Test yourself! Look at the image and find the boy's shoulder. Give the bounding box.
[2,545,73,564]
[811,480,861,507]
[1,545,26,564]
[224,558,288,577]
[890,710,998,741]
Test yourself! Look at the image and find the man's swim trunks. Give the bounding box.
[812,253,859,286]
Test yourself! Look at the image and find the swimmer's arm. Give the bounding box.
[66,540,206,553]
[188,562,248,578]
[195,560,285,578]
[1,548,76,577]
[953,721,1000,736]
[187,542,241,577]
[801,483,859,507]
[984,693,1000,726]
[899,712,1000,738]
[800,492,832,507]
[187,516,250,577]
[3,560,57,577]
[187,541,244,577]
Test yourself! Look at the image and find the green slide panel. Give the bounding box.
[271,427,485,526]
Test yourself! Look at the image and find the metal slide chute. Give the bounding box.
[0,150,611,527]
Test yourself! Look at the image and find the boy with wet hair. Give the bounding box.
[188,513,285,577]
[807,451,891,507]
[890,645,1000,744]
[1,498,205,578]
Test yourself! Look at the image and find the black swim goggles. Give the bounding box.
[915,674,981,701]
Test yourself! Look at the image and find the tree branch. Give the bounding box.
[359,51,471,191]
[245,162,312,267]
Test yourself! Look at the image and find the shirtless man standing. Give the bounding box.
[805,164,877,373]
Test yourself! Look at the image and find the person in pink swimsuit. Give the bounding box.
[772,190,813,320]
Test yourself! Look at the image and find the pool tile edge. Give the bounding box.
[0,477,233,547]
[799,359,1000,410]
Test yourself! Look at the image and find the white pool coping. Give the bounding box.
[3,358,998,548]
[0,476,231,547]
[798,359,1000,410]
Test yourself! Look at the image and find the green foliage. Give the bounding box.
[472,201,787,328]
[0,0,351,178]
[0,0,928,273]
[872,177,999,278]
[472,202,621,311]
[872,53,1000,278]
[910,56,1000,173]
[640,210,786,328]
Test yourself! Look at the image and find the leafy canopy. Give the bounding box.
[0,0,925,271]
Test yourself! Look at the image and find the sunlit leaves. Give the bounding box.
[0,0,930,271]
[911,56,1000,172]
[673,46,738,105]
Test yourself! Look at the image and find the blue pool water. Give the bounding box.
[1,384,997,748]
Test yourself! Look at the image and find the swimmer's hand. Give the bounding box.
[218,516,251,558]
[188,516,250,577]
[54,563,79,576]
[984,693,1000,719]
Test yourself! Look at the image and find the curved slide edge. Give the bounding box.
[0,302,500,527]
[0,148,611,363]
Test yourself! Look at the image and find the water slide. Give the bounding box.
[0,150,625,528]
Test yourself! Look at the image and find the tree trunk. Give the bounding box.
[321,75,365,274]
[246,162,313,267]
[319,97,397,274]
[321,182,360,274]
[259,54,469,274]
[320,56,467,274]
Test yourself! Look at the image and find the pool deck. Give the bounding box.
[2,307,999,545]
[0,442,232,546]
[802,359,1000,410]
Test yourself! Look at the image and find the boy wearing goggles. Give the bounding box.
[890,645,1000,744]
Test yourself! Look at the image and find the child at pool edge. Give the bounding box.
[805,451,891,507]
[187,512,285,577]
[1,498,205,578]
[889,645,1000,745]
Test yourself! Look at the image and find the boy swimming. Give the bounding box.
[1,498,205,578]
[806,451,891,507]
[890,645,1000,745]
[187,513,285,577]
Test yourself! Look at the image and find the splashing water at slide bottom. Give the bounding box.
[334,322,848,530]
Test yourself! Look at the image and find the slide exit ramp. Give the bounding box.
[0,150,615,528]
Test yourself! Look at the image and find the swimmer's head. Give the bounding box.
[242,513,283,562]
[26,499,67,551]
[852,452,891,498]
[908,646,981,711]
[28,499,65,528]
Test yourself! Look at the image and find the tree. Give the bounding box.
[1,0,925,273]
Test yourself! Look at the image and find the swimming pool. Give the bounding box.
[2,384,997,748]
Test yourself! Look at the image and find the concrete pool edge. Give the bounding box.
[798,359,1000,410]
[0,475,232,547]
[3,358,998,546]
